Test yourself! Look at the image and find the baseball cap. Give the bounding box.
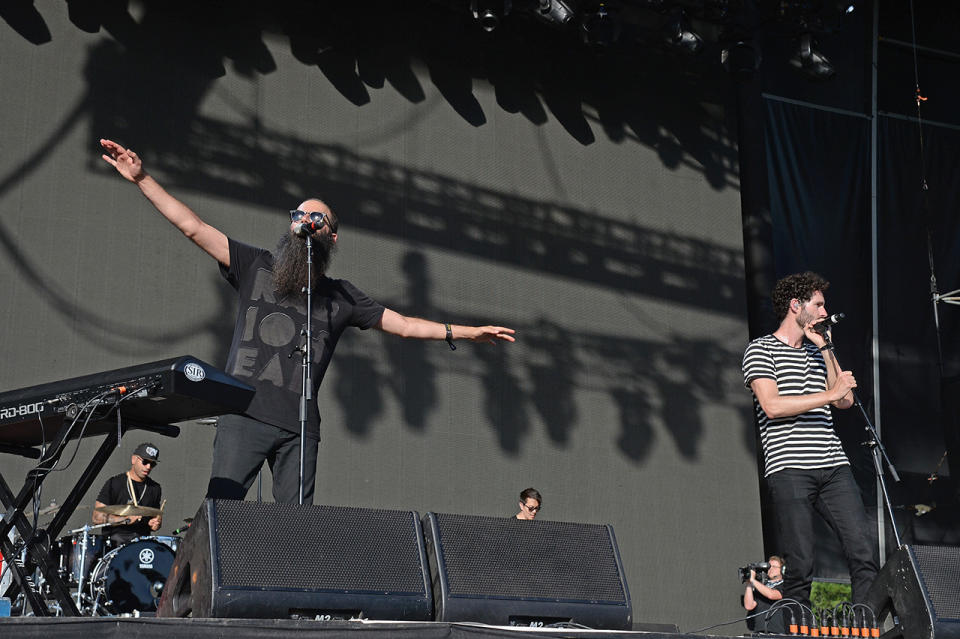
[133,442,160,463]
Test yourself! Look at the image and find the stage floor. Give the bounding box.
[0,618,735,639]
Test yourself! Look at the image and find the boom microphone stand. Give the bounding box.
[820,332,903,548]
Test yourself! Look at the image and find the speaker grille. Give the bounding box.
[433,513,627,602]
[213,501,427,593]
[912,545,960,620]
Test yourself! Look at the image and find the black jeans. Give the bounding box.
[766,465,878,609]
[206,414,320,504]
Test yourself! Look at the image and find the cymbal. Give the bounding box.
[95,504,163,517]
[38,503,90,517]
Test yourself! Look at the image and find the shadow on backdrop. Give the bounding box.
[1,2,752,462]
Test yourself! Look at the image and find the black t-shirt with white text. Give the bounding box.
[220,239,385,438]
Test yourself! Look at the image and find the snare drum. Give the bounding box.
[90,537,176,614]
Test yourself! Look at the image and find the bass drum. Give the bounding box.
[90,537,176,614]
[150,535,180,553]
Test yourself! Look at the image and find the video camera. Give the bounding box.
[738,561,770,582]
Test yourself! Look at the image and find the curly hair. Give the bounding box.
[771,271,829,322]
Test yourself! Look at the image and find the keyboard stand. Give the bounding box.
[0,419,179,616]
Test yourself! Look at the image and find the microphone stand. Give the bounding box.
[821,335,902,548]
[297,232,314,506]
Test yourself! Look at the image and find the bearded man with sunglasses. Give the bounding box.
[100,139,515,504]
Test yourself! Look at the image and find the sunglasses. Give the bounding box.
[138,457,158,467]
[522,503,541,512]
[290,209,328,225]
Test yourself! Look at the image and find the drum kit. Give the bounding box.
[3,503,190,617]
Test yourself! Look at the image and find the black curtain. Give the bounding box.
[878,115,960,545]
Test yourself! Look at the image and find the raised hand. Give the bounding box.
[467,326,516,345]
[803,319,829,348]
[100,138,145,183]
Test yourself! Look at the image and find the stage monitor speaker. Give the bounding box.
[865,545,960,639]
[422,512,632,629]
[157,499,433,620]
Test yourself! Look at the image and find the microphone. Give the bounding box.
[812,313,845,334]
[293,221,322,237]
[293,212,328,238]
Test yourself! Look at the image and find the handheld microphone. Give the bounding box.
[812,313,845,334]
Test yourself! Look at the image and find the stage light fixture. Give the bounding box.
[721,40,761,77]
[471,0,512,32]
[531,0,574,28]
[663,10,703,56]
[581,3,620,48]
[790,33,835,79]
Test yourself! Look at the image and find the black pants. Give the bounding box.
[206,414,319,504]
[766,465,878,609]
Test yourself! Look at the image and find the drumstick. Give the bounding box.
[127,474,139,507]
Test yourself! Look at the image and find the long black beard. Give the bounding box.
[273,231,337,299]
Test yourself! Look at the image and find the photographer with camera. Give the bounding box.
[742,556,785,634]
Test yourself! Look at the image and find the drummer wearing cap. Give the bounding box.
[92,442,163,545]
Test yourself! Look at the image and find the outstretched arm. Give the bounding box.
[100,138,230,267]
[377,308,515,344]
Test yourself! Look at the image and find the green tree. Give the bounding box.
[811,581,852,624]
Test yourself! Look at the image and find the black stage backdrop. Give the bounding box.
[874,0,960,547]
[877,115,960,546]
[0,2,757,630]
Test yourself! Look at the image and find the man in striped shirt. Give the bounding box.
[743,272,878,612]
